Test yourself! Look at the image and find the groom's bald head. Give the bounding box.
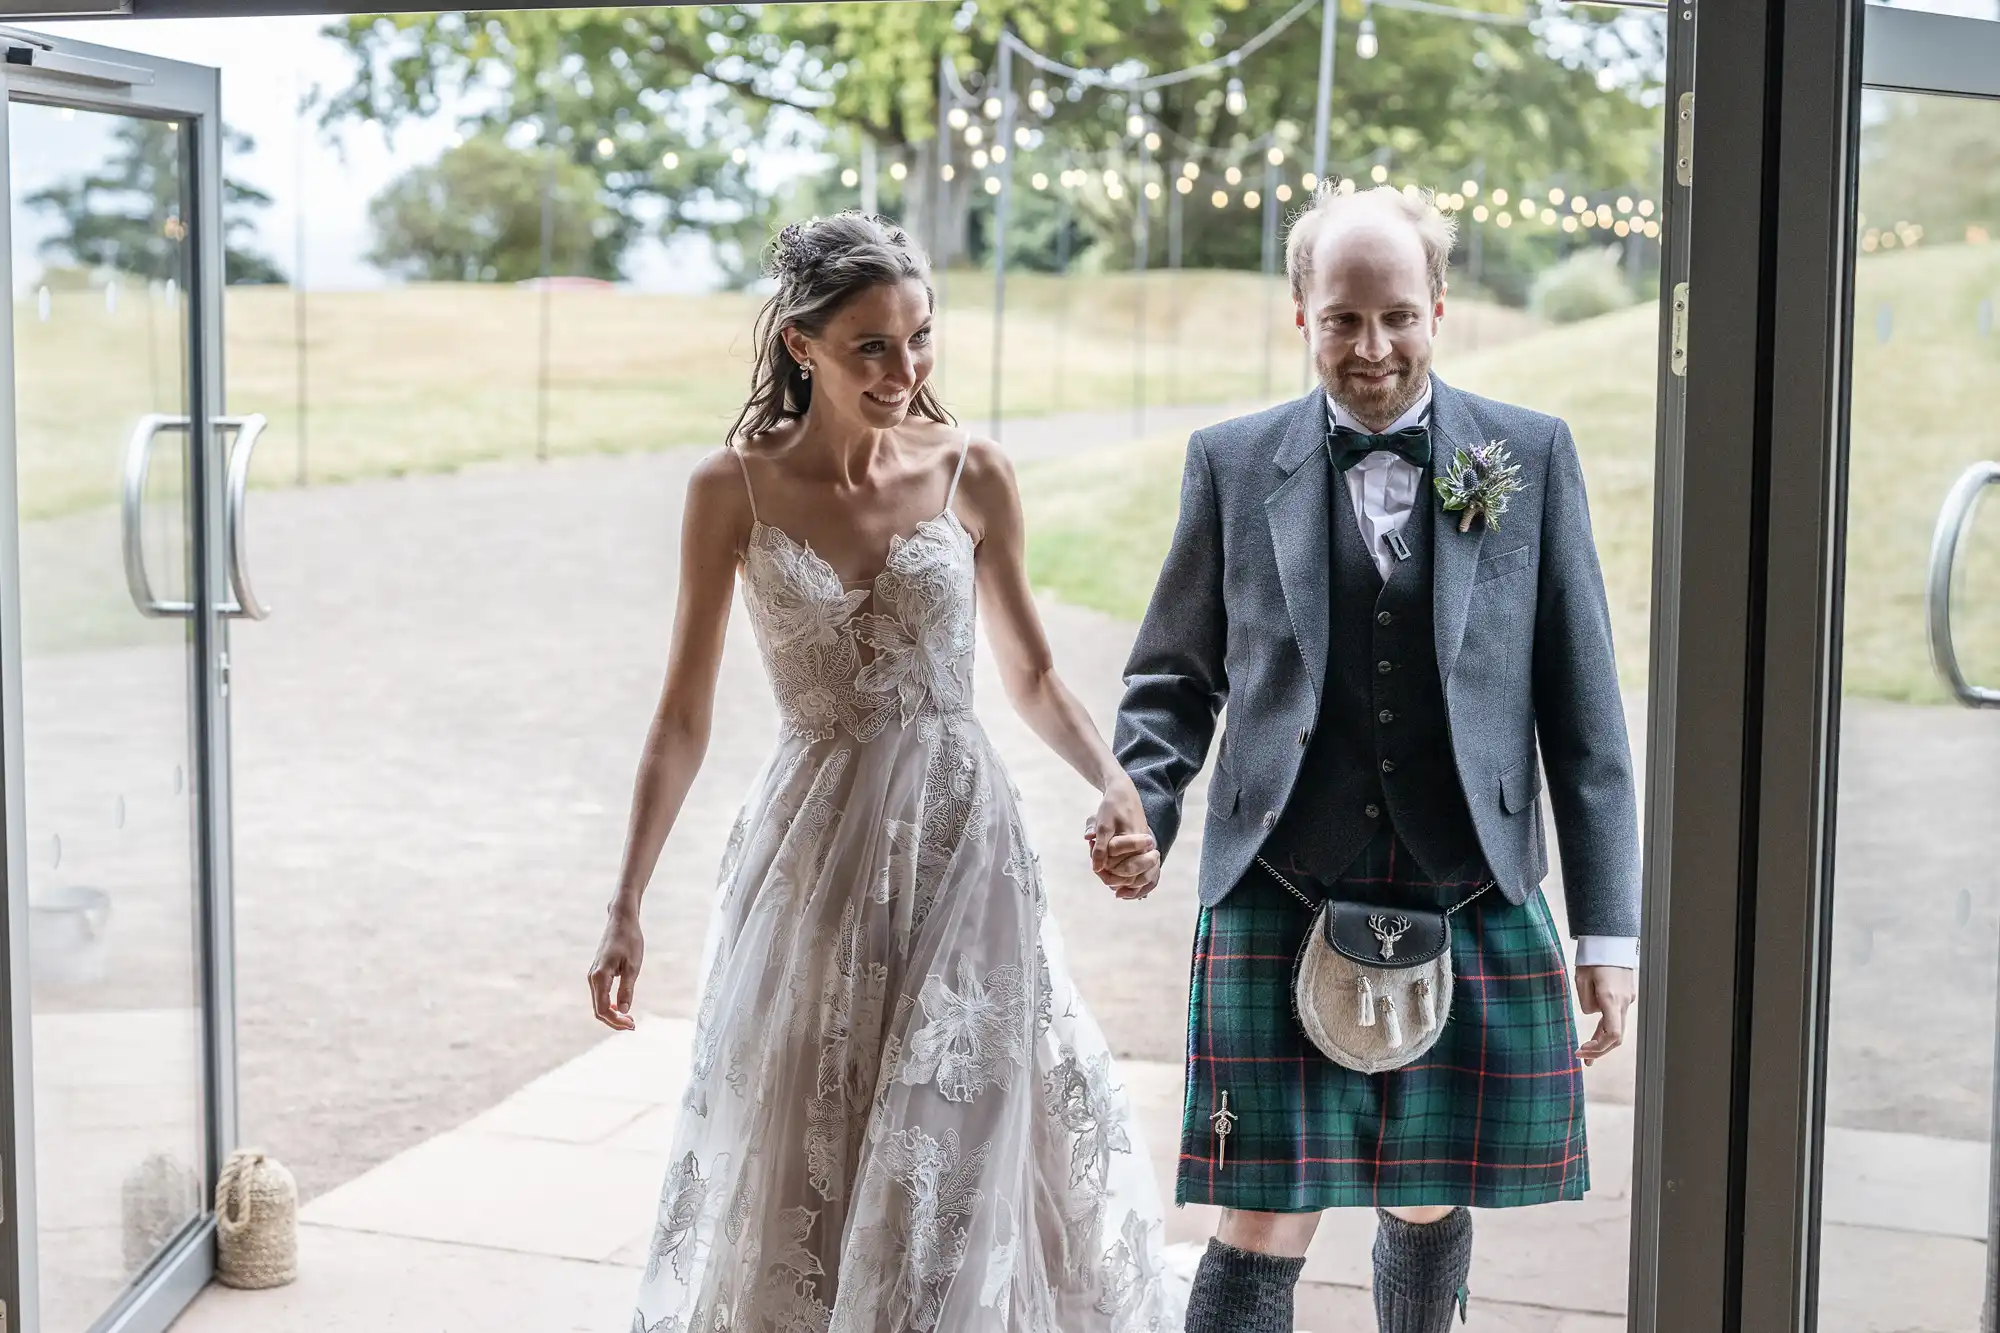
[1285,183,1457,305]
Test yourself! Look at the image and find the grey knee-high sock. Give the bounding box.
[1183,1238,1307,1333]
[1372,1208,1473,1332]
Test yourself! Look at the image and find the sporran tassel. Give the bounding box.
[1357,975,1377,1028]
[1416,977,1437,1034]
[1381,995,1404,1050]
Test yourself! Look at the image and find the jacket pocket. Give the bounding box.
[1475,544,1534,584]
[1499,758,1543,814]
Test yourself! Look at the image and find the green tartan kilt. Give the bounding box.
[1177,838,1589,1212]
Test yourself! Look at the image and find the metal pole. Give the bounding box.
[1168,164,1184,395]
[936,54,953,397]
[990,35,1014,442]
[1054,164,1071,413]
[1134,119,1151,439]
[1312,0,1338,186]
[536,143,554,463]
[1262,154,1279,399]
[293,66,308,486]
[860,134,878,215]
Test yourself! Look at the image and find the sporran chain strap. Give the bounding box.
[1253,855,1492,917]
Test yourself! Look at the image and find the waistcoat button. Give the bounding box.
[1381,759,1397,774]
[1261,810,1278,830]
[1376,660,1393,675]
[1378,709,1395,724]
[1376,611,1393,626]
[1365,803,1381,819]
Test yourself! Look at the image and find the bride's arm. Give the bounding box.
[961,438,1160,897]
[589,450,750,1029]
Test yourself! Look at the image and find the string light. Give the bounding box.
[1015,126,1033,148]
[1540,207,1557,224]
[1570,195,1588,214]
[941,163,956,181]
[1491,187,1509,206]
[732,148,748,165]
[984,176,1002,195]
[972,149,990,169]
[1147,181,1164,200]
[1639,199,1656,217]
[1356,16,1379,59]
[1268,146,1286,166]
[1106,179,1125,200]
[889,160,907,181]
[1178,177,1195,195]
[1496,211,1513,229]
[984,96,1003,119]
[1246,189,1262,208]
[992,145,1008,162]
[1617,195,1633,214]
[1520,199,1535,217]
[1462,180,1479,198]
[596,138,615,158]
[1226,166,1243,185]
[1212,189,1229,208]
[1225,77,1248,117]
[1595,204,1612,227]
[1276,183,1294,202]
[1614,219,1630,236]
[1302,172,1319,190]
[1102,168,1121,188]
[841,168,859,187]
[1371,164,1389,183]
[660,151,680,169]
[1146,131,1163,151]
[1548,187,1566,205]
[948,108,970,131]
[1472,204,1489,222]
[1128,113,1147,136]
[1032,172,1049,190]
[1562,216,1579,232]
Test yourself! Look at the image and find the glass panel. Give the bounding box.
[1870,0,1998,22]
[8,101,207,1333]
[1816,88,2000,1330]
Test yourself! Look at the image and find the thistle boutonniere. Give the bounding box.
[1433,439,1524,533]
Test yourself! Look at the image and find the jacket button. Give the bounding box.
[1377,660,1393,675]
[1381,759,1397,774]
[1298,726,1311,746]
[1365,803,1381,819]
[1378,709,1395,724]
[1261,810,1278,830]
[1377,611,1393,626]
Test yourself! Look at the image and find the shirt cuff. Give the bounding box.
[1574,935,1640,969]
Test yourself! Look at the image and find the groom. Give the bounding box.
[1093,182,1640,1331]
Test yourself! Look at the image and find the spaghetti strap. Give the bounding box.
[942,432,972,514]
[731,447,761,523]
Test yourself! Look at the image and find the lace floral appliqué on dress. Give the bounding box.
[630,450,1172,1333]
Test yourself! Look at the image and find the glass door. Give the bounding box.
[0,28,257,1333]
[1814,5,2000,1330]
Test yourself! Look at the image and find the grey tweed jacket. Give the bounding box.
[1112,376,1642,938]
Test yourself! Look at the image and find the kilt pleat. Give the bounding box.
[1176,829,1589,1212]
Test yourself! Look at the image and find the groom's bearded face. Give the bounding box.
[1298,218,1442,430]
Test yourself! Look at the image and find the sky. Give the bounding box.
[14,0,1999,294]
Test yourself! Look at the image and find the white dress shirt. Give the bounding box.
[1327,390,1640,971]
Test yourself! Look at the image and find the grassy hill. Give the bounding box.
[1020,241,2000,703]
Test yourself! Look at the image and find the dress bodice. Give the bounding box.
[740,510,977,744]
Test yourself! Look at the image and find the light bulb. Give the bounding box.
[1491,187,1509,206]
[1225,166,1242,186]
[1496,211,1512,229]
[1548,187,1565,205]
[1302,172,1318,190]
[1276,183,1293,202]
[1177,177,1194,195]
[948,108,969,130]
[1146,181,1163,200]
[1147,131,1163,151]
[1356,18,1378,59]
[1245,190,1261,209]
[1473,204,1489,222]
[964,125,983,146]
[889,161,906,181]
[660,151,680,170]
[984,176,1001,195]
[1268,146,1285,166]
[1032,172,1048,190]
[1225,77,1247,117]
[841,168,859,187]
[1462,179,1479,197]
[1183,161,1201,179]
[991,146,1006,163]
[1015,126,1032,148]
[1102,168,1120,188]
[1370,163,1388,183]
[1128,113,1147,136]
[984,96,1002,120]
[1212,190,1229,209]
[1617,195,1634,214]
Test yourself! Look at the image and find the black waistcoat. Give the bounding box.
[1264,455,1490,888]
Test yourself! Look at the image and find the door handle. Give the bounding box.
[217,414,270,620]
[122,413,193,618]
[121,413,272,620]
[1926,460,2000,708]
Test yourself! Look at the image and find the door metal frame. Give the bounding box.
[1645,2,2000,1329]
[0,28,238,1333]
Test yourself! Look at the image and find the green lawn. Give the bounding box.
[1020,242,2000,703]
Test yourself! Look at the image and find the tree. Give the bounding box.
[25,119,285,285]
[319,1,1662,292]
[366,131,616,282]
[1859,92,2000,244]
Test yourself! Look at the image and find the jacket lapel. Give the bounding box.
[1265,392,1334,700]
[1429,375,1488,685]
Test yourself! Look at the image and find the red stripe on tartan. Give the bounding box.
[1203,953,1300,962]
[1190,1054,1580,1079]
[1178,1151,1591,1171]
[1456,968,1569,983]
[1204,921,1218,1198]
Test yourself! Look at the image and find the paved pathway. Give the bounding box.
[22,391,1977,1329]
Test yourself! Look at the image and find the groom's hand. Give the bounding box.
[1574,965,1636,1066]
[1086,781,1162,900]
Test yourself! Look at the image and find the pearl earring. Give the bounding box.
[799,361,812,378]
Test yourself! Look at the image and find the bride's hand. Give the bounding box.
[1087,778,1161,900]
[588,907,645,1031]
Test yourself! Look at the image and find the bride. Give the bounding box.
[587,212,1175,1333]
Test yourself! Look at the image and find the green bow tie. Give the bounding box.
[1328,423,1432,472]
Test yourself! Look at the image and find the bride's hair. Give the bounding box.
[729,212,955,446]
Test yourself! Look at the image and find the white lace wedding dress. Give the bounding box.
[629,445,1173,1333]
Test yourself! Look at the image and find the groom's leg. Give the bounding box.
[1183,1209,1319,1333]
[1373,1204,1473,1331]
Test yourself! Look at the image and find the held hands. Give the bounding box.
[1574,964,1636,1066]
[1086,777,1161,900]
[587,906,645,1032]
